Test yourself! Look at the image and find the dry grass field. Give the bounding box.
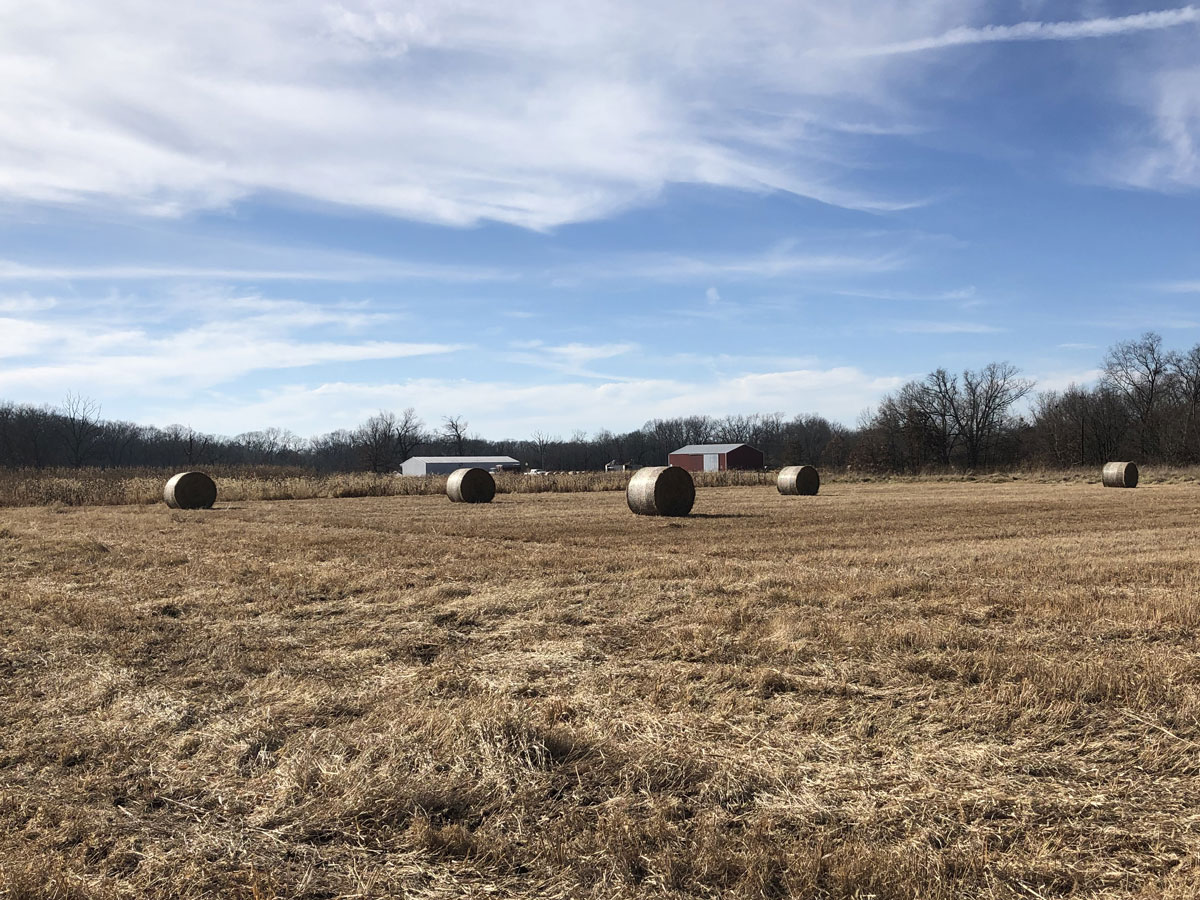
[3,481,1200,898]
[0,467,776,508]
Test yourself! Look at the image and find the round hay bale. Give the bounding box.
[163,471,217,509]
[1102,461,1138,488]
[447,467,496,503]
[627,465,695,517]
[777,465,820,496]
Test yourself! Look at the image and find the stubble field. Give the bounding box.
[3,481,1200,899]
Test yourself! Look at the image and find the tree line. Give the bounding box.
[2,332,1198,473]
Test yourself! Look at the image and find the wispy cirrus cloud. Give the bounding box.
[0,324,464,392]
[1154,279,1200,293]
[0,0,976,229]
[0,293,58,312]
[504,341,640,380]
[1,1,1192,228]
[0,258,512,284]
[892,321,1005,334]
[833,286,977,302]
[626,249,907,281]
[826,7,1200,59]
[0,286,465,395]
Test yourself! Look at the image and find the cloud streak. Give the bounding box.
[892,321,1004,334]
[0,287,466,395]
[830,7,1200,58]
[0,259,511,284]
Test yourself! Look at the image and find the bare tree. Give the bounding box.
[594,428,624,465]
[166,425,213,466]
[1169,344,1200,461]
[714,414,756,443]
[643,418,686,462]
[947,363,1034,469]
[59,393,102,468]
[442,415,469,455]
[571,429,592,469]
[680,415,714,446]
[784,414,834,465]
[1104,332,1169,457]
[910,369,960,466]
[355,411,400,473]
[309,429,359,472]
[394,407,426,462]
[99,420,142,468]
[530,430,555,468]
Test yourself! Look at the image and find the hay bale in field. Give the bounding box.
[163,471,217,509]
[627,465,694,517]
[447,467,496,503]
[777,465,820,496]
[1102,461,1138,488]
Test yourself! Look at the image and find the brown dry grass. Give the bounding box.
[0,468,776,508]
[4,465,1200,509]
[2,482,1200,898]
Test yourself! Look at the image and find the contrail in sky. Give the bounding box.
[828,6,1200,58]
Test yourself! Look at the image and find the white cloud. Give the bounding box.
[0,257,511,284]
[142,366,907,436]
[0,1,1192,227]
[503,341,639,379]
[827,7,1200,58]
[0,293,57,312]
[705,286,721,303]
[0,241,905,290]
[0,317,58,357]
[833,286,976,302]
[622,248,908,281]
[0,1,989,228]
[892,321,1004,334]
[1100,60,1200,193]
[0,328,464,393]
[1030,368,1104,393]
[1156,279,1200,292]
[0,288,465,394]
[3,1,1189,227]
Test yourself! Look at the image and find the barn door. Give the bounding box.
[703,453,719,471]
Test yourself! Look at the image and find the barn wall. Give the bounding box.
[725,445,765,470]
[667,453,703,472]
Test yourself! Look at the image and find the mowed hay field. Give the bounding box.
[3,483,1200,899]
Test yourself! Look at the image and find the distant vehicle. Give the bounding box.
[527,469,550,475]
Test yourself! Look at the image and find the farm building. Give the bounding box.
[668,443,765,472]
[400,456,522,476]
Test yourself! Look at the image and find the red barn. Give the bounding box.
[668,443,765,472]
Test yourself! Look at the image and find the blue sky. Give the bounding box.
[2,1,1200,438]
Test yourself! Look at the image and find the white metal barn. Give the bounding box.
[400,456,522,476]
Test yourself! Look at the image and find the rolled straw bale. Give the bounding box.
[447,467,496,503]
[627,465,695,517]
[1102,461,1138,488]
[777,465,820,496]
[163,471,217,509]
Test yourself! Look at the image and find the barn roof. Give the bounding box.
[670,443,756,455]
[404,456,520,464]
